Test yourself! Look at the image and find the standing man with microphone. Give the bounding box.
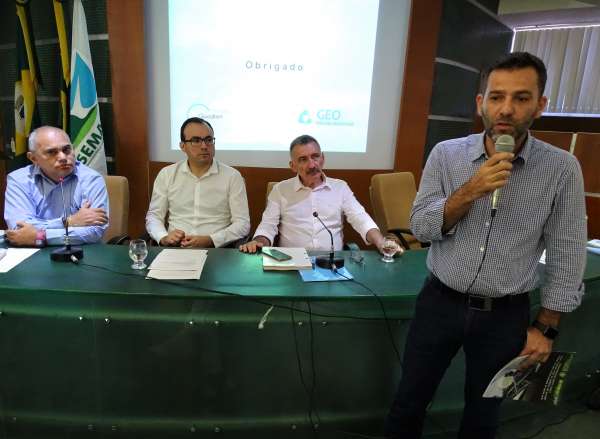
[385,52,586,438]
[239,134,389,254]
[5,126,109,247]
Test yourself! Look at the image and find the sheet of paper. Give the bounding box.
[262,247,312,271]
[146,269,202,280]
[588,239,600,248]
[0,248,40,273]
[146,249,207,279]
[148,249,207,271]
[587,239,600,255]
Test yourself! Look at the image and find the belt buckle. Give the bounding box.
[468,294,492,311]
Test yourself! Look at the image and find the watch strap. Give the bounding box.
[532,319,559,340]
[35,229,46,248]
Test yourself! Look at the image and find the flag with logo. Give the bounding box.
[70,0,107,174]
[53,0,70,132]
[12,0,42,172]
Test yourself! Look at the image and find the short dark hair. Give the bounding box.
[290,134,320,153]
[180,117,214,142]
[480,52,547,96]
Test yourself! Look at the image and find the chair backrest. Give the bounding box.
[103,175,130,243]
[370,172,418,247]
[266,181,277,204]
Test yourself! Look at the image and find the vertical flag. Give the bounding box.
[70,0,107,174]
[53,0,70,132]
[12,0,42,171]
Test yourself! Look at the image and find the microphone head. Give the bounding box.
[312,211,318,217]
[495,134,515,154]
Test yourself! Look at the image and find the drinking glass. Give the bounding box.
[381,238,401,263]
[129,239,148,269]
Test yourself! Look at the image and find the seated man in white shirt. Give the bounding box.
[145,117,250,248]
[239,134,388,253]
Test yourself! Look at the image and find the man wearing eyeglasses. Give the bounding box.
[145,117,250,248]
[4,126,109,247]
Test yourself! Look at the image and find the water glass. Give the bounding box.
[381,238,401,263]
[129,239,148,270]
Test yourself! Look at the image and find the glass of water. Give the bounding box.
[381,237,401,263]
[129,239,148,270]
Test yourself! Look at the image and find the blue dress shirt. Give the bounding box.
[4,162,109,245]
[411,132,586,312]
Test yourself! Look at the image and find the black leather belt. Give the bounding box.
[428,275,529,311]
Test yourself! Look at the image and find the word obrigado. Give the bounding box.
[245,61,304,72]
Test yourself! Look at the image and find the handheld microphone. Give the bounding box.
[490,134,515,213]
[312,211,344,270]
[51,177,84,262]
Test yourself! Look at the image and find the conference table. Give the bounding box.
[0,245,599,438]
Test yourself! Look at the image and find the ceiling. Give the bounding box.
[499,0,600,14]
[498,0,600,27]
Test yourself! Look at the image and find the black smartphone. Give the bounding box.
[261,247,292,261]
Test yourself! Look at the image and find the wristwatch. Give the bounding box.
[35,229,46,248]
[532,320,559,340]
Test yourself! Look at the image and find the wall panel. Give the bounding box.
[106,0,149,238]
[573,133,600,193]
[586,197,600,239]
[530,130,573,152]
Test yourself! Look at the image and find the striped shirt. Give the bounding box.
[411,132,586,312]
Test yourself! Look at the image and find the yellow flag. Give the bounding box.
[53,0,70,131]
[12,0,42,170]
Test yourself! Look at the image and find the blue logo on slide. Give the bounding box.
[298,110,312,124]
[298,108,354,127]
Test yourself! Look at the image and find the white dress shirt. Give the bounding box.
[146,159,250,247]
[254,175,378,251]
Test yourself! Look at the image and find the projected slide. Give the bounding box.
[169,0,379,152]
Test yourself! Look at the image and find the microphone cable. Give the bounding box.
[290,299,321,438]
[462,209,497,296]
[329,271,455,439]
[333,270,403,366]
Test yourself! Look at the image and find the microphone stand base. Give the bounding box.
[51,246,84,262]
[315,255,344,270]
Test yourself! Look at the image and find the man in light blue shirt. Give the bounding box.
[385,52,586,438]
[4,126,109,246]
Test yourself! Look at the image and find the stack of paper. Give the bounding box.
[262,247,312,271]
[146,249,207,280]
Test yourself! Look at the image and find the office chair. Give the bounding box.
[370,172,425,250]
[103,175,130,244]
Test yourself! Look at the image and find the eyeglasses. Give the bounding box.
[183,136,216,146]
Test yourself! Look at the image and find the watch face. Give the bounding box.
[545,326,559,339]
[533,320,558,339]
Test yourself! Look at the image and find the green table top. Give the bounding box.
[1,244,599,301]
[0,245,429,300]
